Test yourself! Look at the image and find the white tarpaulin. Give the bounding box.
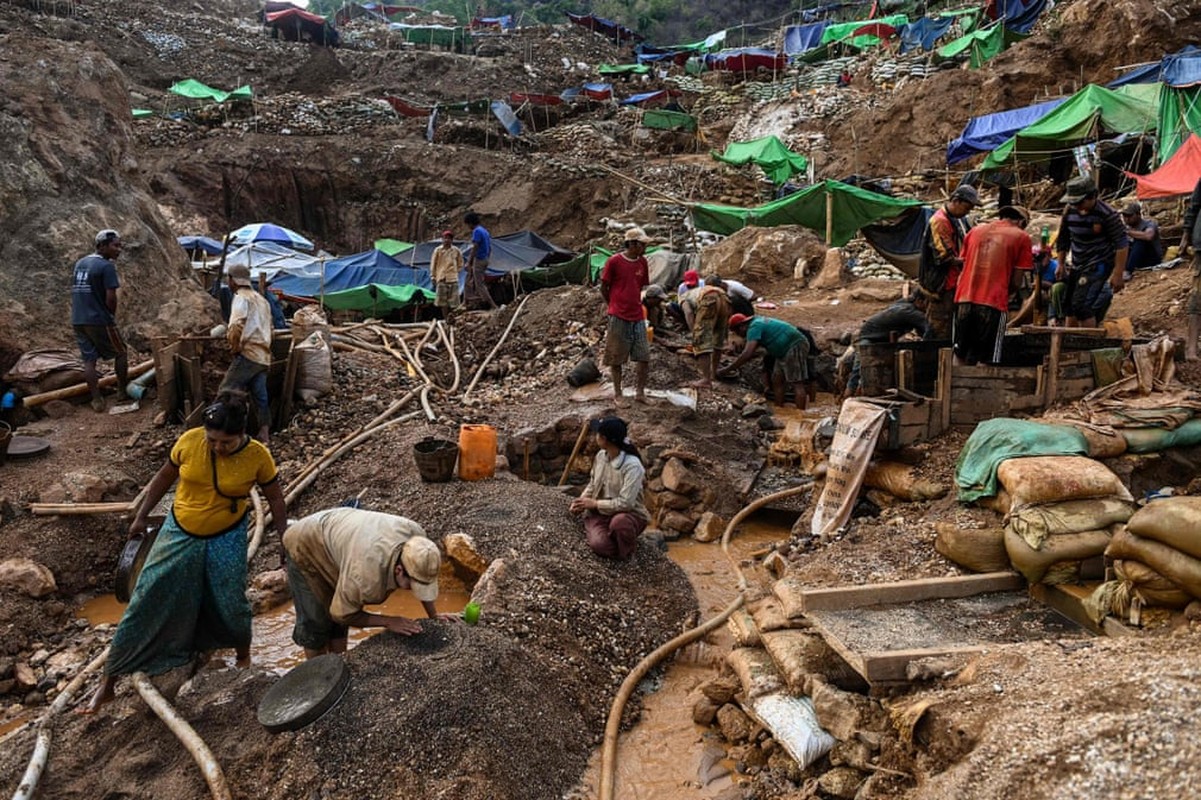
[811,397,889,537]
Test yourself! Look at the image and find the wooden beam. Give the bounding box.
[936,347,952,432]
[1029,583,1135,638]
[897,349,914,392]
[858,644,993,683]
[1045,328,1063,406]
[787,572,1025,613]
[23,359,154,407]
[1020,325,1108,336]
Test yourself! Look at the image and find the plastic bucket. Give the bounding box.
[458,424,497,481]
[413,438,458,483]
[565,357,601,388]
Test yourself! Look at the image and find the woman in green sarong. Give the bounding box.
[83,391,288,712]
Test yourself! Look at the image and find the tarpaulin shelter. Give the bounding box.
[851,23,897,40]
[441,99,492,117]
[860,206,935,276]
[985,0,1048,35]
[1152,47,1201,163]
[937,22,1013,69]
[783,21,829,55]
[397,231,574,276]
[169,79,253,105]
[583,83,614,101]
[981,83,1161,168]
[1109,45,1201,89]
[374,238,414,256]
[691,179,920,246]
[320,283,434,315]
[1127,134,1201,198]
[598,63,650,76]
[388,24,471,52]
[178,236,225,257]
[898,16,954,53]
[621,90,671,107]
[642,109,697,132]
[946,97,1068,164]
[269,256,432,297]
[820,14,907,49]
[382,96,431,117]
[213,242,320,282]
[491,101,523,136]
[565,12,642,44]
[471,15,514,30]
[132,108,154,119]
[263,5,339,46]
[704,48,786,73]
[712,136,809,185]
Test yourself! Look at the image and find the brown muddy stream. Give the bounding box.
[76,517,792,799]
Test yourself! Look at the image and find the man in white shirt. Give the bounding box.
[219,264,274,442]
[706,275,756,316]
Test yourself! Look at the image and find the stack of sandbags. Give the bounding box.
[1105,497,1201,605]
[996,456,1134,583]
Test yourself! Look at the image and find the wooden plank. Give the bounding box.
[791,572,1025,613]
[858,644,993,684]
[952,364,1039,381]
[937,347,952,432]
[1056,377,1095,400]
[1021,325,1108,336]
[153,340,180,418]
[1045,329,1062,406]
[803,617,869,679]
[1029,583,1135,638]
[896,350,914,392]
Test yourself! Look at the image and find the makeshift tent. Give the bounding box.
[704,48,787,73]
[783,21,829,54]
[986,0,1048,35]
[319,283,434,314]
[442,99,492,116]
[374,238,414,256]
[621,90,670,107]
[229,222,314,251]
[937,22,1010,69]
[215,242,320,282]
[898,16,954,53]
[981,83,1160,168]
[820,14,907,49]
[270,257,432,297]
[264,6,339,46]
[946,97,1067,164]
[583,83,614,101]
[1109,45,1201,89]
[397,231,573,276]
[860,206,935,276]
[132,108,154,119]
[598,63,650,76]
[178,236,225,257]
[388,24,471,52]
[712,136,808,185]
[1127,134,1201,198]
[169,79,253,105]
[1152,48,1201,163]
[642,109,697,132]
[691,179,920,246]
[471,15,514,30]
[382,96,430,117]
[491,101,523,136]
[566,12,642,44]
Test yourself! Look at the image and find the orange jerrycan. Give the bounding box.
[458,424,497,481]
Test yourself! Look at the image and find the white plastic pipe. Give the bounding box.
[131,673,232,800]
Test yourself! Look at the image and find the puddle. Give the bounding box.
[78,589,471,673]
[0,713,33,740]
[576,512,793,799]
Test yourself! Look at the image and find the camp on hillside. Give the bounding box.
[947,97,1068,164]
[262,2,339,45]
[1127,133,1201,199]
[712,136,809,185]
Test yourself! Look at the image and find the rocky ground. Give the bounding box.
[2,0,1201,797]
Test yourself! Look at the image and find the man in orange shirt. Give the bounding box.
[921,185,978,338]
[953,205,1033,366]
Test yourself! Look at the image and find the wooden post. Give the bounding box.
[936,347,953,432]
[897,350,914,392]
[825,189,834,245]
[1046,328,1063,407]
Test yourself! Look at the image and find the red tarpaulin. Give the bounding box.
[382,96,431,117]
[851,23,897,39]
[1128,134,1201,199]
[509,92,563,106]
[265,7,327,26]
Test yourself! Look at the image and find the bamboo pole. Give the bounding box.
[30,502,135,516]
[24,360,154,407]
[464,294,530,399]
[558,419,591,487]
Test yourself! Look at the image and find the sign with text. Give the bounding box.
[811,398,888,538]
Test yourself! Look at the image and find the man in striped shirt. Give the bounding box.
[1054,176,1128,327]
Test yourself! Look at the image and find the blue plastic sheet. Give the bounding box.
[946,97,1067,164]
[620,90,668,106]
[994,0,1047,34]
[898,16,953,54]
[1111,45,1201,89]
[783,21,828,55]
[490,100,523,136]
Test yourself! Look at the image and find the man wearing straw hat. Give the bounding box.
[600,227,652,405]
[219,263,273,442]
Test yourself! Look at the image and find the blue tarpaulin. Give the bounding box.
[620,90,668,106]
[395,231,574,276]
[783,21,828,54]
[583,82,613,100]
[992,0,1047,34]
[898,16,954,53]
[1110,45,1201,89]
[861,206,935,276]
[270,258,432,297]
[178,235,225,256]
[946,97,1067,164]
[490,100,523,136]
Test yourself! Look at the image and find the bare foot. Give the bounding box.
[78,677,116,714]
[613,395,629,408]
[634,394,654,405]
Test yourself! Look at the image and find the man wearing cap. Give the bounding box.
[71,230,129,413]
[1182,176,1201,360]
[720,314,812,409]
[219,263,273,442]
[953,206,1034,366]
[600,228,652,405]
[676,269,704,300]
[1121,202,1162,280]
[463,211,497,310]
[569,416,648,560]
[641,284,669,331]
[706,275,756,316]
[921,185,979,338]
[431,229,463,318]
[282,507,452,659]
[1055,175,1128,327]
[680,282,732,388]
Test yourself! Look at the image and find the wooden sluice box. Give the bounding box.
[772,573,1130,687]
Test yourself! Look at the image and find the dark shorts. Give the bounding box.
[74,324,126,362]
[1064,268,1111,321]
[286,559,348,650]
[220,355,269,420]
[603,316,650,366]
[953,303,1006,365]
[770,338,811,383]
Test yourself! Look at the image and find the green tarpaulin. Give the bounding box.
[1157,85,1201,164]
[642,109,697,131]
[588,246,664,281]
[132,108,154,119]
[392,25,471,52]
[820,14,907,49]
[712,136,808,185]
[374,238,414,256]
[691,179,919,246]
[321,282,434,314]
[519,256,592,290]
[982,83,1161,168]
[168,79,253,104]
[955,418,1088,503]
[936,22,1008,69]
[598,63,650,75]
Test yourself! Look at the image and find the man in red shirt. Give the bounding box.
[953,205,1033,366]
[601,228,652,405]
[922,184,978,338]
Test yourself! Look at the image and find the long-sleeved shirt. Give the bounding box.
[581,450,649,521]
[1056,200,1128,273]
[858,299,931,344]
[928,206,971,290]
[227,287,273,366]
[431,244,463,284]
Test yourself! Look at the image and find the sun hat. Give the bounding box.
[728,313,753,328]
[624,227,650,243]
[401,537,441,602]
[227,263,253,288]
[643,284,668,301]
[1060,176,1097,205]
